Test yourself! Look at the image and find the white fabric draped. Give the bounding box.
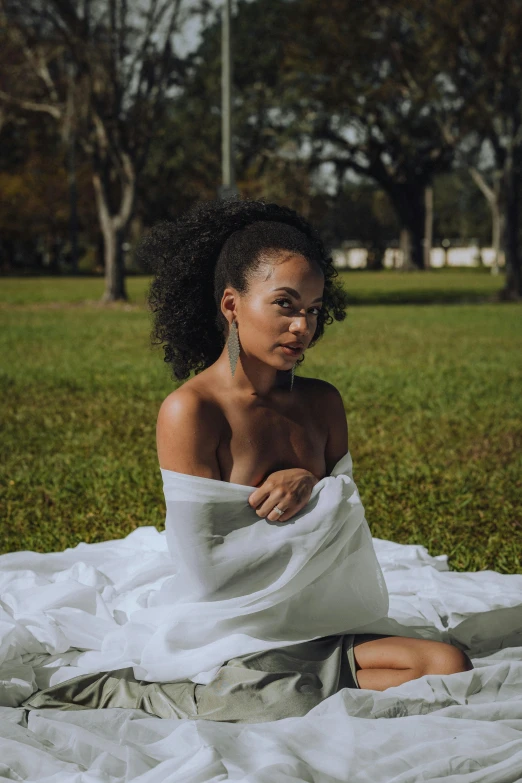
[75,450,389,683]
[1,452,521,781]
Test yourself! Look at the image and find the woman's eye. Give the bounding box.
[274,299,322,315]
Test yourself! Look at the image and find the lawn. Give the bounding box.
[0,267,504,306]
[1,271,521,574]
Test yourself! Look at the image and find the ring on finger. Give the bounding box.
[273,505,285,517]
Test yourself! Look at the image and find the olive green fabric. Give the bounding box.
[23,633,388,723]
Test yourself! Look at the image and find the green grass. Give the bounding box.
[340,267,504,304]
[0,275,152,306]
[1,271,521,574]
[0,267,504,307]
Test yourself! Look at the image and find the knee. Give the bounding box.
[424,643,473,676]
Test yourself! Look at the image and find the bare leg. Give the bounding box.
[354,636,473,692]
[357,667,422,690]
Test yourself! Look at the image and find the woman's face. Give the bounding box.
[228,250,325,371]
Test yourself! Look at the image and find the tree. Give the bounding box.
[138,0,319,222]
[432,170,491,246]
[427,0,522,297]
[276,0,464,269]
[0,98,99,273]
[0,0,200,300]
[138,0,451,259]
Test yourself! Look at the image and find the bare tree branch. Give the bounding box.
[469,167,495,205]
[1,0,197,301]
[0,89,62,119]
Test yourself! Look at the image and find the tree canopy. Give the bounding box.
[1,0,521,296]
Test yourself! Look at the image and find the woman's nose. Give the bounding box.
[289,313,311,334]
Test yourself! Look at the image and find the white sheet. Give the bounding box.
[144,450,387,683]
[0,450,389,687]
[1,459,521,781]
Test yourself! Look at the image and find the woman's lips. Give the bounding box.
[280,344,304,357]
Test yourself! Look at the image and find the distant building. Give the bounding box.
[332,245,505,269]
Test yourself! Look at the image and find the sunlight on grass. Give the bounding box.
[1,273,520,573]
[0,268,504,306]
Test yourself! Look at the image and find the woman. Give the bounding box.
[24,199,471,723]
[149,199,472,691]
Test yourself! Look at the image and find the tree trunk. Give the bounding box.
[101,223,127,302]
[92,158,135,302]
[491,190,502,276]
[399,228,412,269]
[385,183,426,269]
[470,168,502,276]
[399,224,424,269]
[95,185,128,302]
[423,186,433,269]
[404,219,424,270]
[501,148,521,300]
[367,242,385,270]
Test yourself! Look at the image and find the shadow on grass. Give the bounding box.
[0,270,510,308]
[337,268,506,306]
[344,291,502,306]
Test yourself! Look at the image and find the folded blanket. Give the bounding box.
[75,450,389,683]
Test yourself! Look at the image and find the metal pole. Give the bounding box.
[219,0,238,199]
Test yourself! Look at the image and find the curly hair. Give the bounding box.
[140,198,348,381]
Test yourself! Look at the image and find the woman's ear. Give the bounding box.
[221,288,238,324]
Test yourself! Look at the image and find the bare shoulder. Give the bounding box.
[157,383,221,430]
[296,377,348,470]
[156,380,225,477]
[295,376,345,409]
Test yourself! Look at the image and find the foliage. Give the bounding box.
[0,120,96,271]
[0,0,203,299]
[425,0,522,297]
[1,0,521,288]
[139,0,519,257]
[1,273,520,575]
[276,0,460,267]
[432,171,491,245]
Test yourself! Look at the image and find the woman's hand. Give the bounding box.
[248,468,319,523]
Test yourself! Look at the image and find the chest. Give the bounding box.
[216,399,327,487]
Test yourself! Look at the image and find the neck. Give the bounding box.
[215,347,290,398]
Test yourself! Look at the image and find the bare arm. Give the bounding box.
[320,382,349,475]
[248,382,349,523]
[156,388,222,479]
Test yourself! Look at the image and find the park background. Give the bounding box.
[1,0,521,574]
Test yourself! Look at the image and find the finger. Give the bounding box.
[268,497,306,524]
[265,497,294,523]
[266,508,289,523]
[255,492,286,519]
[248,487,270,509]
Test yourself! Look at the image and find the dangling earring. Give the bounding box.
[290,364,295,391]
[227,320,240,377]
